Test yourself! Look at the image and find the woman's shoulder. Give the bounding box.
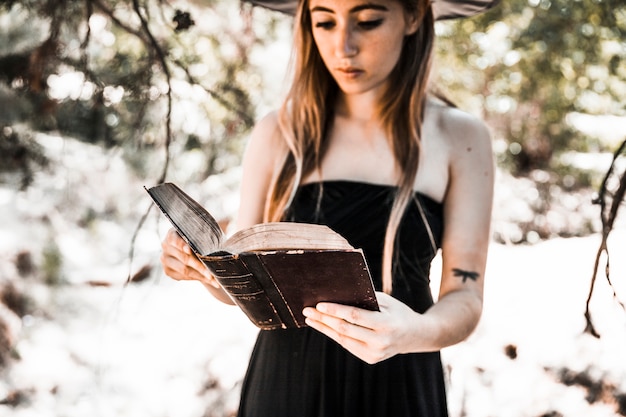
[238,111,289,225]
[250,111,283,145]
[242,110,292,181]
[245,111,289,159]
[425,96,492,156]
[426,97,490,138]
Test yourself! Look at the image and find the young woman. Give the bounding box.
[161,0,496,415]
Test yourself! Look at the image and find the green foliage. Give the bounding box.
[1,0,624,194]
[435,0,626,174]
[0,126,49,189]
[0,0,286,185]
[42,238,63,286]
[551,163,596,190]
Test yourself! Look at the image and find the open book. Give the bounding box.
[145,182,379,330]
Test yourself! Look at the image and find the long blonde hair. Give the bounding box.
[265,0,435,293]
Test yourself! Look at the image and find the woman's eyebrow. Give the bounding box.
[350,4,388,13]
[310,3,389,14]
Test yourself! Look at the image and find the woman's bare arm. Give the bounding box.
[159,112,285,304]
[303,108,494,363]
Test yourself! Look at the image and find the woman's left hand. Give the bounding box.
[302,291,426,364]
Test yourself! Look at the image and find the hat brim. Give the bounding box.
[244,0,500,21]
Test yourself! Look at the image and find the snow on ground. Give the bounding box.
[1,134,626,417]
[442,231,626,417]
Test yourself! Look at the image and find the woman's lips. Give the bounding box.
[336,67,363,79]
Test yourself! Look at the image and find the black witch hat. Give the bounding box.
[244,0,501,21]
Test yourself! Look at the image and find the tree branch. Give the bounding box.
[125,0,174,285]
[585,138,626,337]
[131,0,172,184]
[173,59,255,129]
[91,0,148,42]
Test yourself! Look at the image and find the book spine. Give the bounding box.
[202,255,286,330]
[238,253,301,328]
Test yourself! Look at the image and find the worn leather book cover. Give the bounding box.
[145,182,379,330]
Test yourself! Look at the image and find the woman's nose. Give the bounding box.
[336,27,358,58]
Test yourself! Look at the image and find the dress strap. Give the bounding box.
[412,194,438,255]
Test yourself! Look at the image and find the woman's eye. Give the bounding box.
[315,21,335,30]
[358,19,383,30]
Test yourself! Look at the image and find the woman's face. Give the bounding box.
[308,0,418,99]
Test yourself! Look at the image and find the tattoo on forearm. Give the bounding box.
[453,268,479,283]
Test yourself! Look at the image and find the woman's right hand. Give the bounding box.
[160,228,220,288]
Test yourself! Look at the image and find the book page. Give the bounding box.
[146,183,223,255]
[222,222,353,254]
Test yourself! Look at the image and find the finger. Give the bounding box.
[372,291,395,308]
[164,228,181,245]
[304,314,379,363]
[315,302,378,330]
[303,306,374,341]
[160,250,206,281]
[164,228,192,254]
[303,313,363,343]
[171,250,216,285]
[162,232,213,283]
[202,269,221,288]
[161,233,203,271]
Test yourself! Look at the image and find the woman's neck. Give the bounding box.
[334,91,380,123]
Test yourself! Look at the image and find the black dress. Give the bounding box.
[237,180,447,417]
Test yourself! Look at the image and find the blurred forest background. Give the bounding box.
[0,0,625,416]
[2,0,625,240]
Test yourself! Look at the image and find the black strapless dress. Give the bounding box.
[237,181,447,417]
